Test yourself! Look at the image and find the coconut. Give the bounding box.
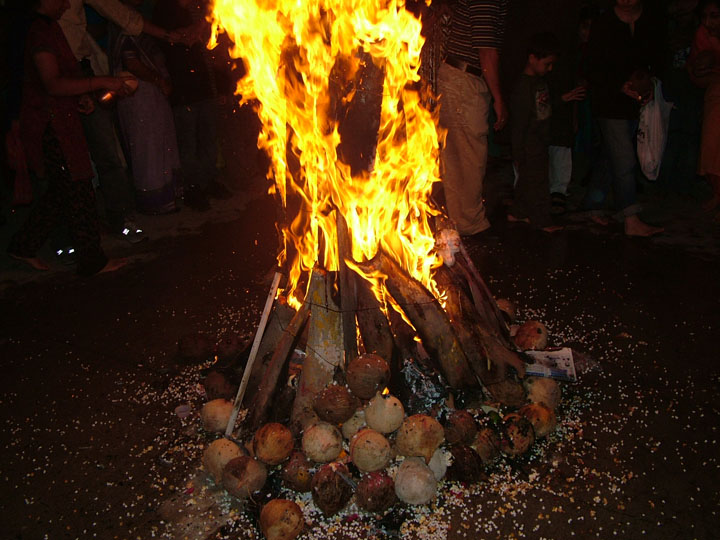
[259,499,304,540]
[281,451,313,492]
[253,422,294,465]
[485,378,527,408]
[357,471,397,512]
[443,410,477,445]
[395,414,445,463]
[311,463,353,515]
[447,445,484,483]
[200,399,234,433]
[313,384,360,424]
[524,376,561,410]
[364,392,404,434]
[341,409,366,440]
[202,371,236,401]
[427,448,448,481]
[202,438,243,483]
[513,320,549,350]
[495,298,516,324]
[302,422,342,463]
[222,456,267,499]
[471,427,500,463]
[519,402,557,438]
[350,428,391,472]
[499,413,536,456]
[346,353,391,399]
[394,457,437,505]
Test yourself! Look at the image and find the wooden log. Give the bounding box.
[354,249,474,389]
[355,278,394,365]
[290,268,344,434]
[336,212,358,365]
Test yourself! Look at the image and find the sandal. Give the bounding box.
[550,193,566,216]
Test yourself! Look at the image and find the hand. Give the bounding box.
[493,99,508,131]
[157,78,172,97]
[77,94,95,115]
[621,80,650,105]
[561,85,587,102]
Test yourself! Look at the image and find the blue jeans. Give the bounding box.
[583,118,641,217]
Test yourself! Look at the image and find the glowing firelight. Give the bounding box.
[210,0,443,307]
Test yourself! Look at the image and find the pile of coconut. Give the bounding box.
[196,316,563,540]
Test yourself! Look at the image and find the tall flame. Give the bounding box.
[210,0,443,307]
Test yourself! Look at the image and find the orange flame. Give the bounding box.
[210,0,442,307]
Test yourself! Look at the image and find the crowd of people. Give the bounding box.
[1,0,719,275]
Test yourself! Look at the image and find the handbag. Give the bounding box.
[636,78,673,181]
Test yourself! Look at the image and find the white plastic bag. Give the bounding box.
[636,78,673,180]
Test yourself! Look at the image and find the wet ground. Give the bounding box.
[1,160,719,540]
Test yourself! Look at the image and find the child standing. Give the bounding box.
[509,32,564,232]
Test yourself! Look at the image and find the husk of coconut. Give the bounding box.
[202,371,236,401]
[485,378,527,408]
[341,409,366,440]
[447,445,484,483]
[312,384,360,425]
[443,410,477,445]
[202,438,243,483]
[200,399,234,433]
[471,427,501,463]
[395,414,445,463]
[513,320,549,350]
[311,462,354,515]
[222,456,267,499]
[364,392,404,434]
[523,376,561,410]
[346,353,391,399]
[350,428,391,473]
[281,451,313,493]
[495,298,516,324]
[519,402,557,438]
[357,471,397,512]
[302,422,343,463]
[253,422,294,465]
[499,413,536,456]
[394,457,437,505]
[259,499,304,540]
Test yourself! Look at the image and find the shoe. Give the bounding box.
[55,246,78,266]
[183,185,211,211]
[550,193,567,216]
[118,220,149,244]
[205,180,233,200]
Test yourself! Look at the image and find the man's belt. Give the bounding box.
[444,55,483,79]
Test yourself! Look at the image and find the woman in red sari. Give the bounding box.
[7,0,133,275]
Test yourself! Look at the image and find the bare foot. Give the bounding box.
[507,214,530,223]
[624,215,664,237]
[540,225,564,233]
[98,258,128,273]
[9,253,50,271]
[589,214,610,226]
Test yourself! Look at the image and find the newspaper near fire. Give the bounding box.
[523,347,577,382]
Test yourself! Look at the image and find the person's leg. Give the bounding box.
[520,150,557,230]
[196,99,230,199]
[173,103,210,210]
[438,63,491,235]
[548,145,572,196]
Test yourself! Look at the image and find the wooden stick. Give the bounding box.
[225,271,283,438]
[336,211,358,365]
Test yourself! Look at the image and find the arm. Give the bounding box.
[86,0,174,41]
[478,47,507,130]
[34,51,128,97]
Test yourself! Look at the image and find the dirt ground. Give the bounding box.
[1,156,719,540]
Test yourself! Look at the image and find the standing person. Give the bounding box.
[7,0,131,275]
[582,0,665,237]
[109,0,180,215]
[154,0,231,211]
[58,0,176,241]
[688,0,720,217]
[437,0,509,237]
[508,32,564,233]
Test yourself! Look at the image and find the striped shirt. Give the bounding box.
[445,0,508,70]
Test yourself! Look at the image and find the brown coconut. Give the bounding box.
[202,438,243,483]
[341,409,366,440]
[447,445,484,483]
[514,320,549,350]
[444,410,478,445]
[394,457,437,505]
[350,428,391,472]
[395,414,445,463]
[311,463,353,515]
[519,402,557,438]
[485,378,527,408]
[281,451,313,492]
[346,353,391,399]
[202,370,236,401]
[313,384,360,424]
[200,399,234,433]
[253,422,294,465]
[471,427,501,463]
[222,456,267,499]
[259,499,304,540]
[302,422,343,463]
[499,413,536,456]
[524,376,561,410]
[364,392,404,434]
[357,471,397,512]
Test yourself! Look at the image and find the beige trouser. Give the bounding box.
[438,62,491,235]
